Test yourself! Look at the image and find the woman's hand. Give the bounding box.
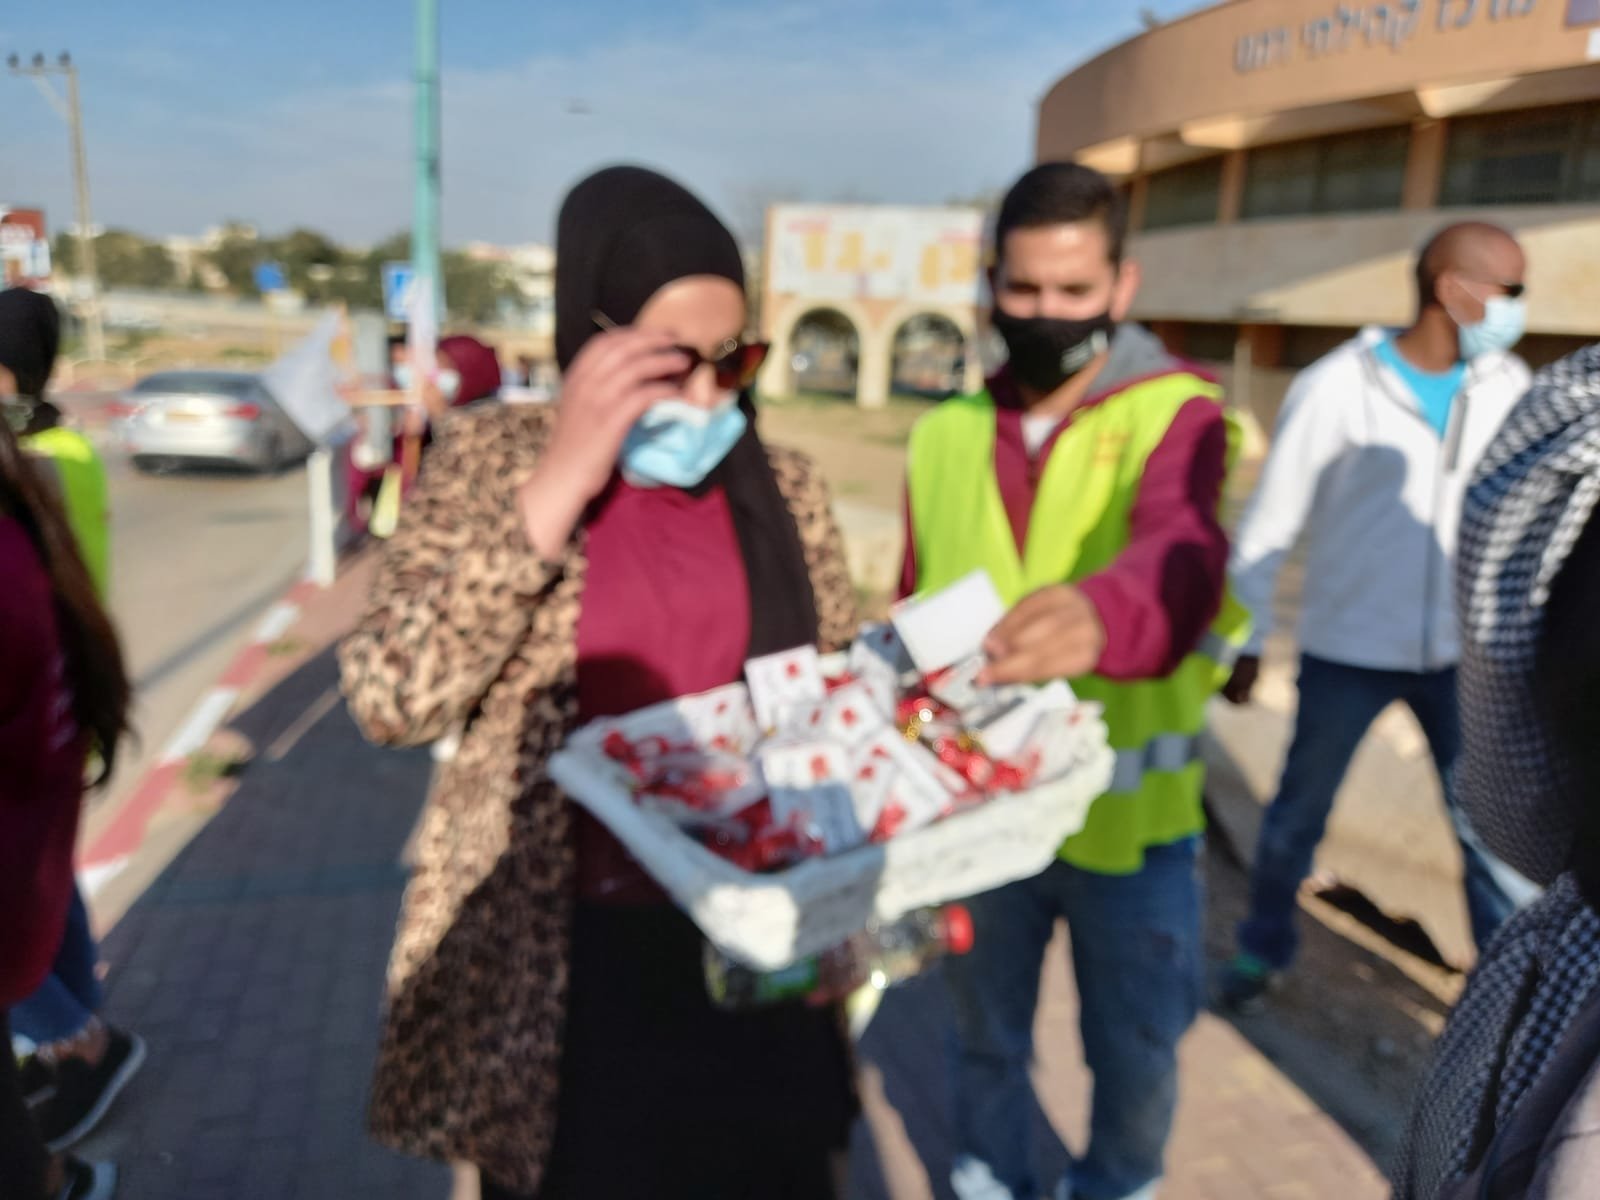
[518,329,688,559]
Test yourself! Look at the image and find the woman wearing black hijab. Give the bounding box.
[341,167,860,1197]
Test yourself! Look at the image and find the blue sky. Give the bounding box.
[1,0,1200,247]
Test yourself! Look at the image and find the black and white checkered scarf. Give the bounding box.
[1394,343,1600,1198]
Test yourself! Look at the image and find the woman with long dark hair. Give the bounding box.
[341,166,859,1198]
[0,385,131,1198]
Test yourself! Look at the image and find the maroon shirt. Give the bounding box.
[0,518,90,1004]
[900,368,1230,681]
[573,477,752,902]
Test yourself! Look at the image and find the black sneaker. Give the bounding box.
[55,1158,117,1200]
[17,1053,58,1106]
[36,1030,147,1153]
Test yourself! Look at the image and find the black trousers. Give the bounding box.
[0,1015,47,1200]
[482,903,851,1200]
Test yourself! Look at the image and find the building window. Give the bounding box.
[1441,103,1600,207]
[1141,157,1224,230]
[1241,127,1409,219]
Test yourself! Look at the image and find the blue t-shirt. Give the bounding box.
[1374,337,1465,440]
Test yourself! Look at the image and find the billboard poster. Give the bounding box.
[0,208,51,288]
[767,205,984,307]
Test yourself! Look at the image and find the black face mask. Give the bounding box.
[991,308,1116,395]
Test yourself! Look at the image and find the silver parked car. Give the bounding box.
[116,370,314,474]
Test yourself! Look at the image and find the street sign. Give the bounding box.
[382,262,416,324]
[254,261,288,293]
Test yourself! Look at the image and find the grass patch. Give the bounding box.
[181,750,248,794]
[111,329,156,355]
[265,637,306,658]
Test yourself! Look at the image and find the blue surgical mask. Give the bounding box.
[620,395,747,489]
[1457,295,1527,360]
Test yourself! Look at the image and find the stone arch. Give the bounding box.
[879,302,984,400]
[762,297,872,402]
[889,311,972,400]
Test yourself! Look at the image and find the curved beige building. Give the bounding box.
[1037,0,1600,374]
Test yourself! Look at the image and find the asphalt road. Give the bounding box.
[88,436,311,825]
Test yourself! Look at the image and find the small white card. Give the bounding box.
[671,684,761,754]
[745,646,828,732]
[770,786,865,855]
[756,736,846,783]
[891,570,1006,674]
[1011,700,1096,784]
[973,680,1077,761]
[851,729,953,837]
[823,679,892,746]
[760,739,866,854]
[850,622,915,678]
[928,654,1032,727]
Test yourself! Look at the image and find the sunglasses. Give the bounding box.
[593,311,770,390]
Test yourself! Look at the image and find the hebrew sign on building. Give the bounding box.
[767,205,984,308]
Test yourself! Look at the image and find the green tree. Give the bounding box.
[50,229,175,289]
[80,230,175,289]
[270,228,342,294]
[442,251,519,325]
[51,231,78,276]
[207,223,265,296]
[367,232,411,264]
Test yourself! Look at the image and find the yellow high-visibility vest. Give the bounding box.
[907,375,1250,874]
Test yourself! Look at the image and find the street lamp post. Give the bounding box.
[7,51,106,362]
[413,0,443,324]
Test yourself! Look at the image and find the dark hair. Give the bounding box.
[1535,500,1600,900]
[0,420,131,785]
[993,162,1128,267]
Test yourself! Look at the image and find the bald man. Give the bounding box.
[1217,222,1534,1011]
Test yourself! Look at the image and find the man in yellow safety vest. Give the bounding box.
[900,163,1247,1200]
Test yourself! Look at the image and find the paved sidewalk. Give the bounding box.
[77,557,1387,1199]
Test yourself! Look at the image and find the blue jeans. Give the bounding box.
[946,838,1203,1200]
[1238,654,1525,971]
[11,885,102,1046]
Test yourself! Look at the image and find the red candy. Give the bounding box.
[697,798,826,872]
[611,665,1047,872]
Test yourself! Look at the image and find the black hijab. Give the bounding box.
[554,166,819,658]
[0,287,62,399]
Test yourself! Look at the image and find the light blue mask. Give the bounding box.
[1458,295,1527,360]
[620,396,747,489]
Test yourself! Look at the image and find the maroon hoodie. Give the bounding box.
[0,516,89,1005]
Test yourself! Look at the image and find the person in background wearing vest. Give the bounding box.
[0,286,147,1160]
[0,289,110,596]
[1216,223,1535,1014]
[901,163,1247,1200]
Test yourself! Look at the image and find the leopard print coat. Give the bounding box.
[338,403,858,1195]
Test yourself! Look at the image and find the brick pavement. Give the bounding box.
[81,645,447,1199]
[849,936,1388,1200]
[74,562,1390,1199]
